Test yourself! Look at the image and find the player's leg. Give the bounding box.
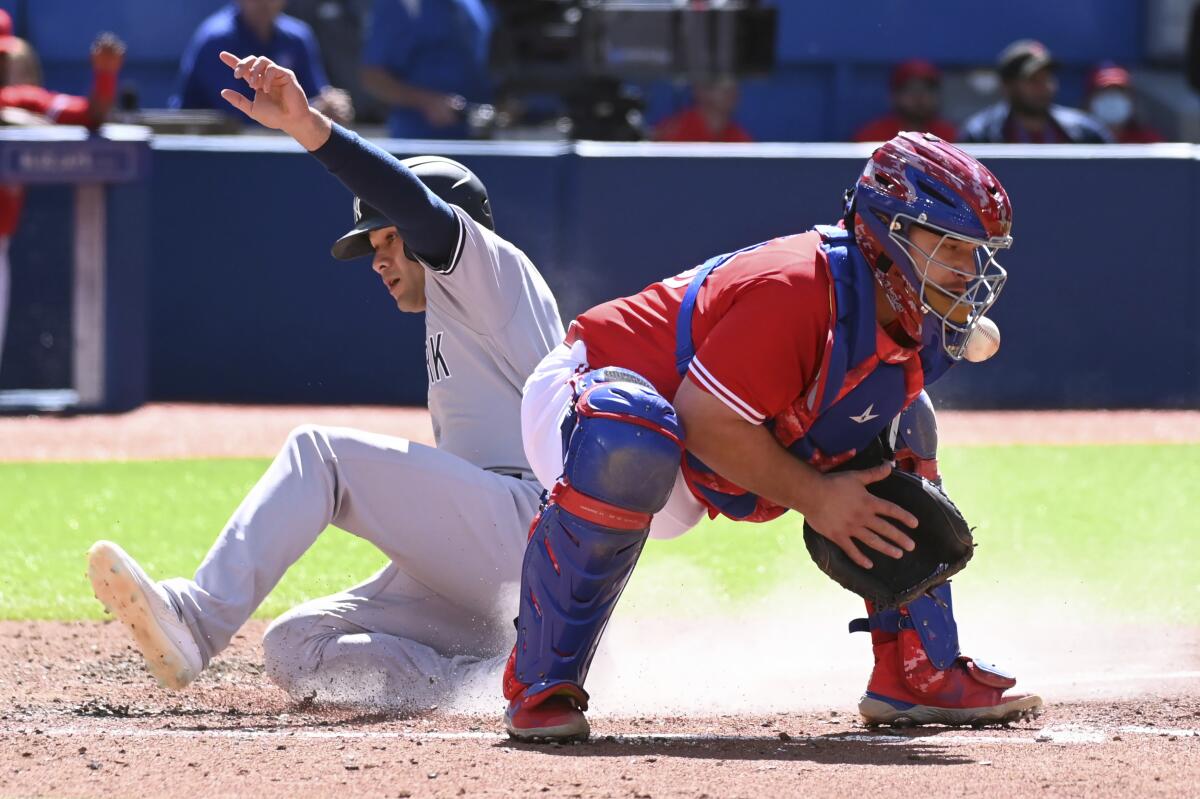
[261,563,508,711]
[853,392,1042,726]
[504,356,686,742]
[90,425,539,689]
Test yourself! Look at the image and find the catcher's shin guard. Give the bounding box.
[852,582,1043,727]
[505,371,683,740]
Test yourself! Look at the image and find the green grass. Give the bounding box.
[1,445,1197,622]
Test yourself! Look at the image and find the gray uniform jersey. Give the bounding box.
[423,206,565,475]
[158,205,566,710]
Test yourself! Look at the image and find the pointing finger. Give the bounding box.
[219,50,240,69]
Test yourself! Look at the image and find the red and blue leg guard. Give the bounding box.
[851,582,1042,726]
[504,370,684,727]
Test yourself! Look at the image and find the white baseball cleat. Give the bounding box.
[87,540,203,690]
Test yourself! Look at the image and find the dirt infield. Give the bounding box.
[1,620,1197,799]
[2,405,1199,797]
[2,404,1199,461]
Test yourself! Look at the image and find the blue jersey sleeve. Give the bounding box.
[311,124,460,266]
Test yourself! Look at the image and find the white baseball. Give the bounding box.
[963,316,1001,362]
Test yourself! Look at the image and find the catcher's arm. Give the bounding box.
[674,377,917,568]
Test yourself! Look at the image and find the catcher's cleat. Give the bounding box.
[502,648,590,742]
[858,636,1042,728]
[505,689,590,743]
[852,585,1042,728]
[87,540,203,690]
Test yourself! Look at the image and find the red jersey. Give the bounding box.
[853,114,957,143]
[570,232,832,426]
[654,108,753,143]
[0,84,94,127]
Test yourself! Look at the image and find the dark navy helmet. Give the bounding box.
[331,156,493,260]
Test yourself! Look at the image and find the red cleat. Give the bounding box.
[860,626,1042,727]
[505,689,590,742]
[502,647,590,742]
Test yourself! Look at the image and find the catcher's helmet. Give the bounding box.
[847,132,1013,360]
[331,155,494,260]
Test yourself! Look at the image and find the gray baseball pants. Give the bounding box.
[160,424,542,710]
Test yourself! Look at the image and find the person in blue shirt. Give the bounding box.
[360,0,492,139]
[172,0,352,124]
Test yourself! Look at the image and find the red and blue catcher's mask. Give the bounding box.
[848,132,1013,360]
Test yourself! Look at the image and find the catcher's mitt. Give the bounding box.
[803,468,974,609]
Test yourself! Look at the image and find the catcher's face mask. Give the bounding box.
[891,217,1010,361]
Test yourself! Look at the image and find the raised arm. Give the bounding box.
[217,51,457,264]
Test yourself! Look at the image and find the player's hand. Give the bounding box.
[218,51,310,132]
[90,32,125,73]
[804,463,918,569]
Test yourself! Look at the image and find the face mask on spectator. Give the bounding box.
[1090,90,1133,127]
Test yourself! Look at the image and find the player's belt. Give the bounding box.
[487,466,537,481]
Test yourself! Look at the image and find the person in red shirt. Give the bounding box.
[653,77,753,143]
[1086,62,1165,144]
[0,14,123,376]
[503,132,1042,741]
[854,59,957,143]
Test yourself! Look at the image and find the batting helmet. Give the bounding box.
[847,131,1013,360]
[330,155,494,261]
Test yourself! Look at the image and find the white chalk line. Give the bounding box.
[12,723,1198,748]
[1032,670,1200,687]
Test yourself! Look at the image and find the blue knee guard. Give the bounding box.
[850,582,961,669]
[514,369,683,697]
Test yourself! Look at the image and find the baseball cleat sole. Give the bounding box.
[87,540,203,690]
[504,717,591,744]
[859,693,1043,728]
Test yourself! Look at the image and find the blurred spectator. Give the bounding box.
[654,78,752,142]
[853,60,956,142]
[360,0,492,139]
[2,37,41,88]
[0,18,124,377]
[286,0,384,124]
[172,0,353,125]
[1086,63,1164,144]
[960,40,1111,144]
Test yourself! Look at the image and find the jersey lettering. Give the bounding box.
[426,332,451,383]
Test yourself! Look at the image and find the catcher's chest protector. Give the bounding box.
[783,227,926,465]
[677,227,930,521]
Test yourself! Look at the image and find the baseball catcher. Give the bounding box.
[504,132,1042,741]
[86,51,564,710]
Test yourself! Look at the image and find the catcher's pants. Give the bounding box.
[161,425,542,709]
[521,340,707,540]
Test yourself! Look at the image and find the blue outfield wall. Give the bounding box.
[145,137,1200,409]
